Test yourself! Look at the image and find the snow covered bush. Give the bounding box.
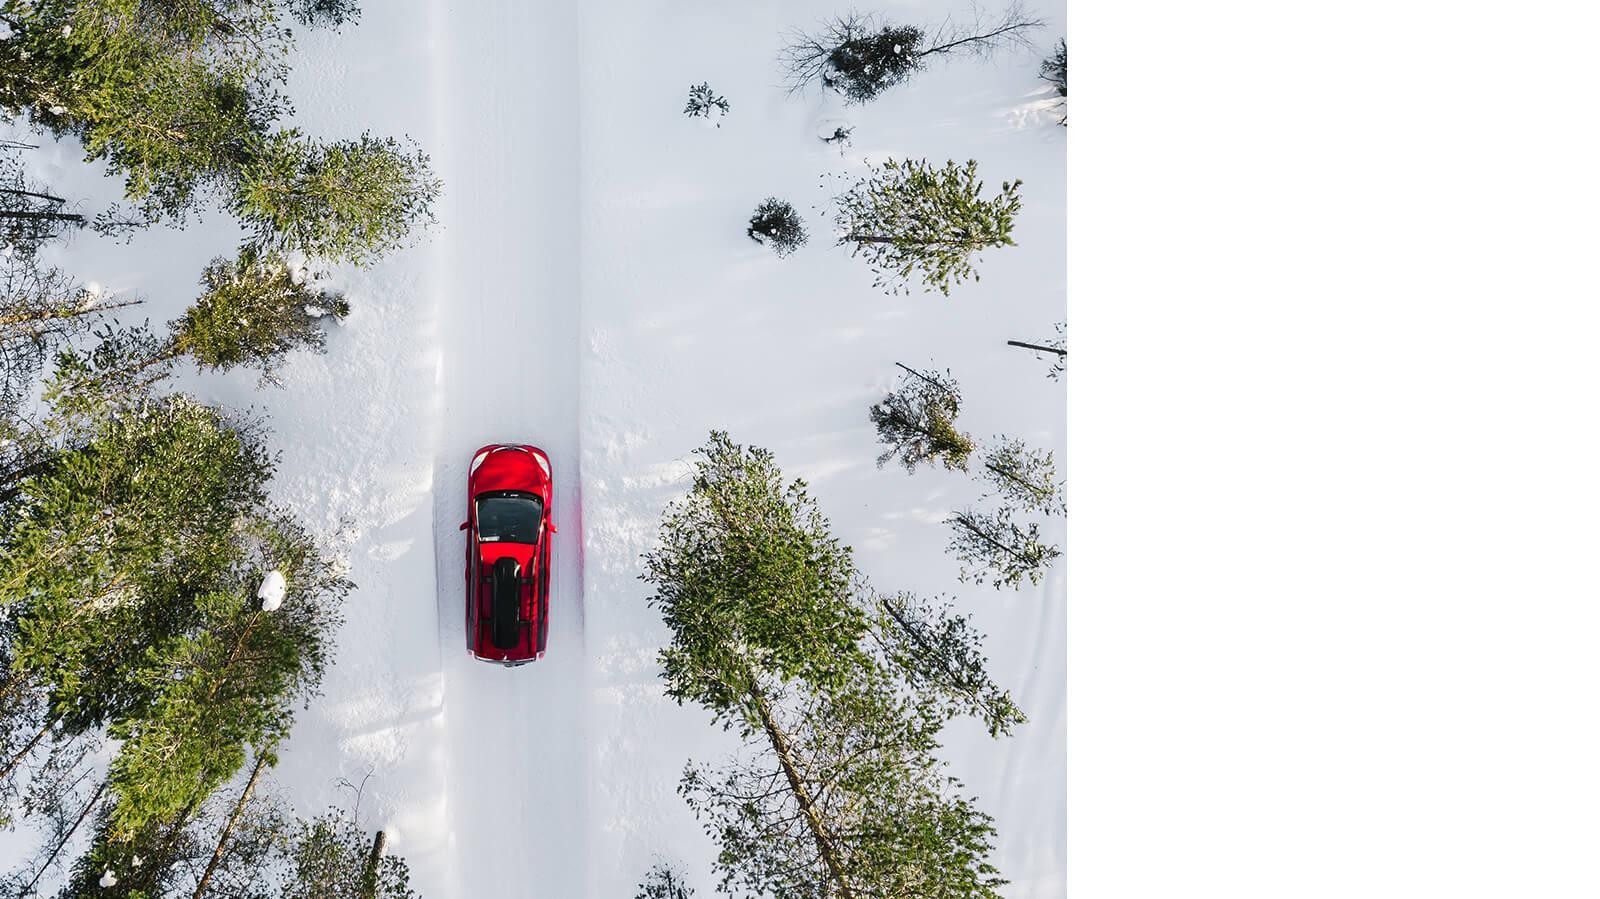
[683,82,730,125]
[746,198,808,257]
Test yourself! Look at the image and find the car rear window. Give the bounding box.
[477,494,543,544]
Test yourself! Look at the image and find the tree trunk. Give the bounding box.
[953,513,1030,564]
[752,689,856,899]
[1006,339,1066,357]
[918,20,1039,57]
[359,830,387,899]
[192,752,269,899]
[21,778,107,897]
[0,296,142,330]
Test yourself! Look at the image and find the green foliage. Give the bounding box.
[175,251,349,380]
[869,364,974,472]
[871,591,1024,737]
[826,22,924,103]
[683,681,1005,899]
[647,432,1014,898]
[980,435,1064,516]
[634,861,694,899]
[835,159,1020,295]
[233,130,439,264]
[746,198,807,258]
[281,808,416,899]
[641,431,869,729]
[948,507,1060,589]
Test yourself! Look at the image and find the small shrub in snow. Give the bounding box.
[746,198,808,257]
[683,83,730,125]
[870,363,973,473]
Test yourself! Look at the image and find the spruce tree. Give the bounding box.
[645,432,1013,897]
[869,363,974,472]
[836,159,1020,295]
[870,591,1024,737]
[948,507,1060,589]
[232,130,440,264]
[746,198,807,258]
[979,435,1064,517]
[782,6,1043,104]
[174,251,349,381]
[280,807,417,899]
[682,83,729,124]
[682,678,1005,899]
[1041,38,1068,124]
[641,431,869,724]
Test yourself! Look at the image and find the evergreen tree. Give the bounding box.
[1041,38,1067,124]
[870,591,1024,737]
[869,363,974,472]
[279,807,416,899]
[781,5,1043,103]
[1,143,85,253]
[682,678,1005,899]
[174,251,349,381]
[746,198,807,258]
[948,507,1060,589]
[0,1,438,265]
[645,432,1012,897]
[979,435,1063,516]
[633,861,694,899]
[0,257,139,426]
[232,130,439,265]
[641,431,869,725]
[835,158,1020,295]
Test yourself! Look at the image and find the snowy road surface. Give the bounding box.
[430,0,586,896]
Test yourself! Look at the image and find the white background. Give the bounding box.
[1068,1,1600,895]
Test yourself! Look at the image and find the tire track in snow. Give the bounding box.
[429,1,585,896]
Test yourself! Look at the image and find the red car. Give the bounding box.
[460,444,556,665]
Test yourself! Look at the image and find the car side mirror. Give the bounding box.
[549,522,558,535]
[459,521,469,531]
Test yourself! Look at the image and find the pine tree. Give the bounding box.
[682,678,1005,899]
[746,198,808,258]
[232,130,440,265]
[645,432,1012,897]
[869,363,974,472]
[174,251,349,382]
[979,435,1064,516]
[0,143,85,253]
[835,159,1020,295]
[641,431,869,725]
[0,2,438,264]
[948,507,1060,589]
[280,807,417,899]
[634,861,694,899]
[1041,38,1067,124]
[781,5,1043,104]
[869,591,1024,737]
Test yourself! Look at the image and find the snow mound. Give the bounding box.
[257,569,287,611]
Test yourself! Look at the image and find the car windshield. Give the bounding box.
[476,494,543,544]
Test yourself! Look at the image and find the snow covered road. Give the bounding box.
[429,0,586,895]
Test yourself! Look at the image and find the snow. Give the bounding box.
[257,569,287,612]
[3,1,1064,896]
[98,869,116,888]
